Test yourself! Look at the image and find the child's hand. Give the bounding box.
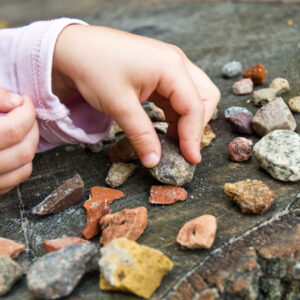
[52,25,220,167]
[0,88,39,195]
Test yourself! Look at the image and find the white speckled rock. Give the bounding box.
[224,106,253,119]
[288,96,300,113]
[253,130,300,182]
[222,61,242,78]
[269,78,290,95]
[253,88,277,106]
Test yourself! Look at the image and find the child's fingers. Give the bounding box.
[0,88,23,113]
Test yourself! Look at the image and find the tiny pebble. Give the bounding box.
[222,61,242,78]
[232,78,253,95]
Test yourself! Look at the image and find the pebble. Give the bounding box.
[253,130,300,182]
[99,238,173,299]
[252,97,296,136]
[211,108,219,121]
[105,162,138,188]
[43,237,91,253]
[31,174,84,215]
[201,124,216,149]
[153,122,169,133]
[222,61,242,78]
[228,137,253,162]
[222,179,274,214]
[85,141,103,153]
[108,137,138,163]
[147,102,165,122]
[229,112,253,135]
[243,63,267,85]
[288,96,300,113]
[102,121,124,142]
[99,206,148,246]
[149,185,188,205]
[253,88,277,106]
[224,106,253,119]
[269,77,290,95]
[149,134,196,186]
[27,243,97,299]
[232,78,254,95]
[0,255,23,296]
[176,215,217,249]
[0,238,25,258]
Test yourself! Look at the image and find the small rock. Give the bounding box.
[269,77,290,95]
[201,124,216,149]
[211,108,219,121]
[229,113,253,135]
[149,185,188,205]
[222,61,242,78]
[176,215,217,249]
[243,63,267,85]
[149,134,196,186]
[222,179,275,214]
[103,121,124,142]
[232,78,254,95]
[252,97,296,136]
[105,162,138,188]
[147,102,165,122]
[43,237,91,253]
[82,186,125,239]
[253,130,300,181]
[85,141,103,153]
[0,255,23,296]
[288,96,300,113]
[27,243,97,299]
[153,122,169,134]
[108,137,138,163]
[224,106,253,119]
[252,88,277,106]
[64,146,75,152]
[99,206,148,246]
[0,238,25,258]
[99,238,173,299]
[228,137,253,162]
[32,174,84,215]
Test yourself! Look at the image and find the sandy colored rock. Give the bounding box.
[0,238,25,258]
[31,174,84,215]
[228,137,253,162]
[105,162,138,188]
[243,63,267,85]
[149,185,188,205]
[201,124,216,149]
[108,137,138,163]
[252,88,277,106]
[288,96,300,113]
[229,112,253,135]
[269,77,290,95]
[99,206,147,246]
[222,179,274,214]
[232,78,254,95]
[176,215,217,249]
[99,238,173,299]
[43,237,91,253]
[252,97,296,136]
[224,106,253,119]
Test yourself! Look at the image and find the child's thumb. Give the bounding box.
[0,88,23,113]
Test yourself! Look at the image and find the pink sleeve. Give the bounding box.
[0,18,112,152]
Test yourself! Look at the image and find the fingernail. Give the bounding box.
[142,152,160,168]
[10,93,22,106]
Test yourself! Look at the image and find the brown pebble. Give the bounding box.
[0,238,25,258]
[43,237,91,253]
[99,206,148,246]
[228,137,253,162]
[149,185,187,205]
[108,137,138,163]
[201,124,216,149]
[176,215,217,249]
[243,63,267,85]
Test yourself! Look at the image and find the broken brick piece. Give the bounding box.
[43,237,91,253]
[0,238,25,259]
[149,185,188,205]
[108,137,138,163]
[99,206,147,246]
[243,63,267,85]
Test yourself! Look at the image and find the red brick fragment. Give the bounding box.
[149,185,188,205]
[43,237,91,253]
[108,137,138,163]
[0,237,25,258]
[243,63,267,85]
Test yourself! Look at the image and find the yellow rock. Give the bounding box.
[201,124,216,149]
[99,238,173,299]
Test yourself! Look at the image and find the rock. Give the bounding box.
[0,255,23,296]
[153,122,169,134]
[211,107,219,121]
[222,179,275,214]
[99,206,147,246]
[99,238,173,299]
[229,112,253,135]
[149,185,188,205]
[146,102,165,122]
[228,137,253,162]
[243,63,267,85]
[176,215,217,249]
[27,243,97,299]
[32,174,84,215]
[288,96,300,113]
[252,97,296,136]
[201,124,216,149]
[253,130,300,181]
[252,88,277,106]
[85,141,103,153]
[224,106,253,119]
[108,137,138,163]
[222,61,242,78]
[105,162,138,188]
[82,187,125,239]
[149,134,196,186]
[43,237,91,253]
[269,77,290,95]
[0,237,25,258]
[102,121,124,142]
[232,78,254,95]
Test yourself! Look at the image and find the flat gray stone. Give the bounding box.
[222,61,242,78]
[224,106,253,119]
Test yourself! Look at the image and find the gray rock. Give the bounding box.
[253,130,300,182]
[288,96,300,113]
[27,243,97,299]
[252,97,296,136]
[229,112,253,135]
[85,141,103,153]
[211,108,219,121]
[149,134,196,186]
[153,122,169,133]
[146,102,165,122]
[253,88,277,106]
[224,106,253,119]
[222,61,242,78]
[0,255,23,296]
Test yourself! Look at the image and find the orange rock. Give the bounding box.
[99,206,148,246]
[149,185,188,205]
[243,63,267,85]
[108,137,138,163]
[42,237,91,253]
[0,238,25,258]
[82,187,125,240]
